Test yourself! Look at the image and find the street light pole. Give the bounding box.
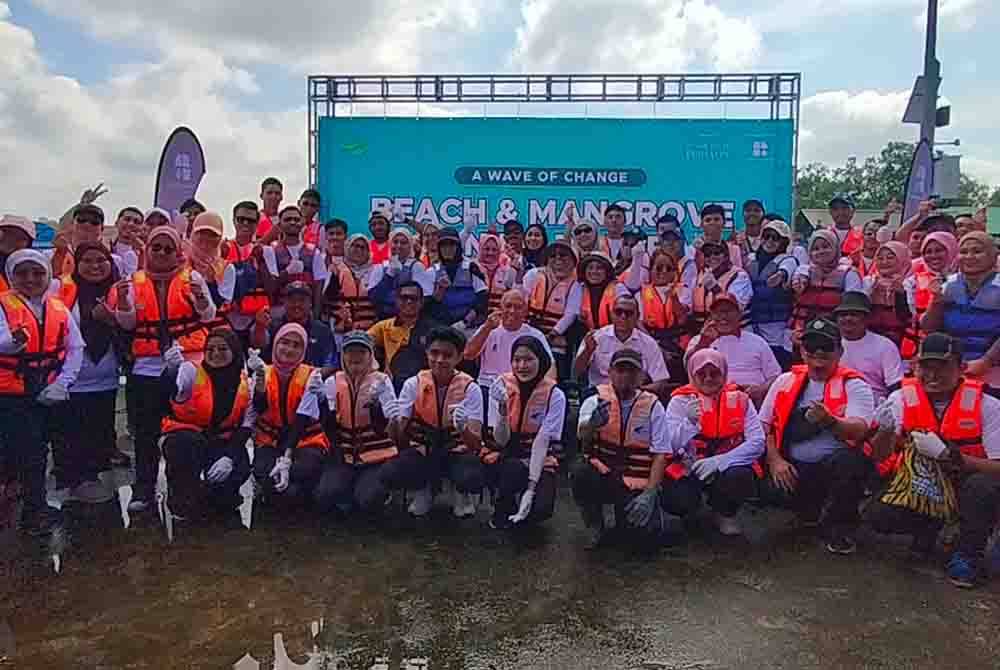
[920,0,941,146]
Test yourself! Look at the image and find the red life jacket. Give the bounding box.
[768,365,865,456]
[901,377,986,460]
[670,383,760,479]
[790,266,850,334]
[223,240,270,317]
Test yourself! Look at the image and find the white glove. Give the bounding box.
[911,431,949,460]
[631,241,647,258]
[206,456,234,484]
[685,396,703,426]
[874,400,897,433]
[702,273,718,292]
[163,342,185,371]
[509,488,535,524]
[306,369,325,395]
[691,455,724,482]
[36,381,69,407]
[270,456,292,492]
[453,404,468,433]
[286,259,305,275]
[387,257,403,276]
[247,348,265,375]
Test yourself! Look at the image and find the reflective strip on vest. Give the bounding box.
[900,377,986,459]
[528,272,573,335]
[0,293,70,396]
[126,270,207,358]
[592,385,658,490]
[162,368,250,437]
[255,365,329,451]
[334,370,398,465]
[411,370,474,454]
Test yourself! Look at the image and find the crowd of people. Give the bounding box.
[0,179,998,590]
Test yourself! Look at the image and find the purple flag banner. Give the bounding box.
[902,139,934,223]
[153,126,206,213]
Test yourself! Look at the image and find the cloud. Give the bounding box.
[512,0,761,72]
[798,89,912,165]
[915,0,985,31]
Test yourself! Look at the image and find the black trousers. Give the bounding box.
[570,460,682,544]
[759,448,873,536]
[427,448,485,494]
[127,374,169,499]
[317,449,430,515]
[485,458,557,525]
[253,446,327,504]
[660,466,758,518]
[53,389,118,487]
[162,430,252,516]
[0,396,49,519]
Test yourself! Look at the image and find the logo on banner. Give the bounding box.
[175,153,193,183]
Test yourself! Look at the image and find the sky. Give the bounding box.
[1,0,997,221]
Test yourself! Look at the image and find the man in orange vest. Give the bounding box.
[573,348,681,550]
[757,318,875,555]
[867,333,1000,588]
[828,194,864,267]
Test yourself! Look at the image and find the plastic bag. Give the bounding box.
[879,438,958,522]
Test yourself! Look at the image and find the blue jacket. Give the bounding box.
[428,261,486,324]
[942,273,1000,361]
[747,254,797,326]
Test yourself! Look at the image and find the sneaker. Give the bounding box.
[407,487,432,517]
[452,491,477,519]
[826,536,857,555]
[69,480,113,505]
[127,497,151,513]
[946,552,979,589]
[714,513,743,537]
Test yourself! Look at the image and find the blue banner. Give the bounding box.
[317,117,794,237]
[902,139,935,224]
[154,126,206,214]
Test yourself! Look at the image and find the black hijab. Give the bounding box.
[72,242,119,364]
[510,335,552,404]
[523,224,549,269]
[203,327,246,429]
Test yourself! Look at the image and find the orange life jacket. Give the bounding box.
[58,276,79,309]
[579,283,617,331]
[223,240,271,317]
[272,241,319,296]
[691,268,740,331]
[333,370,398,466]
[110,269,207,359]
[480,374,560,471]
[669,383,760,479]
[906,265,938,360]
[590,385,660,490]
[254,365,330,451]
[841,228,864,266]
[768,365,865,456]
[0,292,71,396]
[410,369,475,455]
[338,266,377,331]
[790,266,850,334]
[0,274,8,293]
[901,377,986,460]
[162,367,250,438]
[486,267,516,315]
[528,271,575,335]
[640,283,689,353]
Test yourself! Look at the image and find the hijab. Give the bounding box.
[523,224,549,269]
[203,327,245,428]
[188,212,224,282]
[346,233,375,284]
[5,250,51,315]
[808,229,841,272]
[510,335,552,405]
[272,322,307,377]
[145,225,184,281]
[876,241,911,281]
[921,231,959,274]
[686,348,728,396]
[72,242,119,363]
[958,231,998,281]
[702,241,733,279]
[389,228,414,261]
[571,219,599,254]
[478,234,504,276]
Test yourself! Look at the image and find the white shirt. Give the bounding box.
[694,269,753,309]
[840,331,903,403]
[0,295,84,389]
[397,373,484,425]
[112,242,140,277]
[58,284,120,393]
[262,242,330,283]
[685,330,781,388]
[472,323,553,387]
[364,258,434,298]
[322,372,399,421]
[758,373,874,463]
[664,395,766,469]
[579,392,670,454]
[488,383,566,442]
[874,389,1000,460]
[578,325,670,388]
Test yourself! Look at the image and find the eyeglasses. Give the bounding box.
[803,340,836,355]
[235,216,258,226]
[573,229,592,236]
[703,248,727,258]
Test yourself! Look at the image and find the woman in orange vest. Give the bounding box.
[108,225,217,512]
[482,336,565,529]
[0,250,84,534]
[523,239,578,380]
[662,349,765,536]
[790,230,863,345]
[477,234,516,315]
[690,240,751,335]
[322,234,377,333]
[188,212,236,330]
[637,249,690,382]
[52,243,123,504]
[570,252,620,332]
[904,231,958,355]
[161,327,252,520]
[250,322,331,505]
[314,331,413,517]
[862,241,914,353]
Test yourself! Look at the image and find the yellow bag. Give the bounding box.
[879,438,958,522]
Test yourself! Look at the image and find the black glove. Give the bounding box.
[783,406,823,445]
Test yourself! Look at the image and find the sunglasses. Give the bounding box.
[613,308,636,317]
[573,229,593,236]
[762,232,782,242]
[703,248,727,257]
[803,340,836,355]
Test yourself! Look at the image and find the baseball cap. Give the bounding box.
[75,204,105,224]
[802,318,841,347]
[546,238,578,262]
[282,281,313,299]
[829,193,856,209]
[437,227,461,244]
[708,293,741,311]
[610,348,643,369]
[918,332,963,361]
[342,330,375,355]
[369,208,392,222]
[191,211,224,237]
[761,219,792,241]
[743,198,765,210]
[833,291,872,315]
[0,215,36,240]
[579,252,614,275]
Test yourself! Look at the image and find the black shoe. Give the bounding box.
[584,525,608,550]
[21,505,62,537]
[908,531,938,560]
[826,535,857,555]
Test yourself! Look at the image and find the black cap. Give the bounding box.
[503,220,524,234]
[283,281,313,299]
[833,291,872,315]
[610,348,643,369]
[75,203,105,223]
[438,227,461,243]
[742,198,765,210]
[802,318,841,346]
[916,213,957,233]
[918,332,963,361]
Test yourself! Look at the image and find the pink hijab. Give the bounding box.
[145,225,184,281]
[477,234,507,276]
[920,232,959,274]
[686,348,728,395]
[273,322,308,377]
[876,241,911,281]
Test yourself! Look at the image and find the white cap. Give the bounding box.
[0,214,36,240]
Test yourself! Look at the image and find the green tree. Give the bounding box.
[990,188,1000,207]
[958,174,992,207]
